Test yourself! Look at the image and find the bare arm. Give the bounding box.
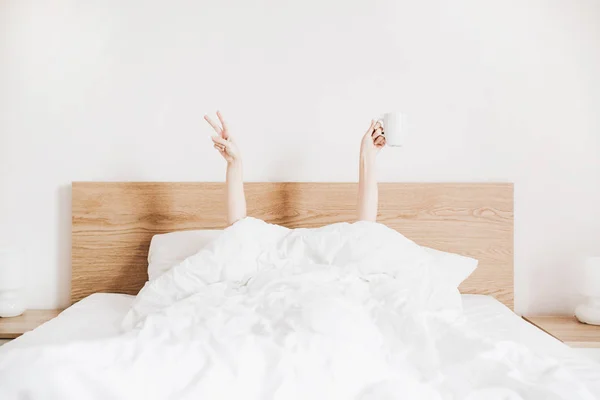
[357,120,385,221]
[204,111,247,225]
[224,160,246,225]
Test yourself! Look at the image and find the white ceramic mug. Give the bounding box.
[376,112,404,147]
[0,249,26,318]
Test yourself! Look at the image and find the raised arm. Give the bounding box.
[204,111,247,225]
[357,120,385,221]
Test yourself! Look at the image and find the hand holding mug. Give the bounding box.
[375,112,403,147]
[361,120,386,161]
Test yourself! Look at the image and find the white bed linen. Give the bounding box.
[147,228,478,286]
[3,293,600,397]
[3,293,594,362]
[1,219,599,398]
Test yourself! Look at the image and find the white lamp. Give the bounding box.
[575,256,600,325]
[0,249,26,318]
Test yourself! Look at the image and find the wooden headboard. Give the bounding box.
[72,182,514,308]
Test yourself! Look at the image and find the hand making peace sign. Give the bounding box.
[204,111,241,164]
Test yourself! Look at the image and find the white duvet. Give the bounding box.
[0,218,598,399]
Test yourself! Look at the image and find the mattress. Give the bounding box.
[4,293,600,392]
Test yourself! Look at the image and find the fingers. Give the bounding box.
[372,120,383,135]
[371,119,386,148]
[363,120,377,141]
[205,111,230,140]
[204,115,222,135]
[216,111,229,139]
[372,126,383,140]
[374,135,386,147]
[365,119,376,134]
[211,135,229,146]
[212,135,231,157]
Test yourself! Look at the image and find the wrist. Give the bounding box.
[227,159,242,168]
[360,151,375,166]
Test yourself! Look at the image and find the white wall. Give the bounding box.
[1,0,599,314]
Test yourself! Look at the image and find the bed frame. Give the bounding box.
[71,182,514,308]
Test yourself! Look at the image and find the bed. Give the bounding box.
[4,295,599,397]
[1,182,599,399]
[1,292,589,359]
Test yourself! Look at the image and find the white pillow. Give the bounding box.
[147,228,478,286]
[147,230,222,281]
[423,247,478,287]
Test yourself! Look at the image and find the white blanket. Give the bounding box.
[0,218,598,399]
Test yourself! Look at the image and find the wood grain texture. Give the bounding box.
[523,316,600,348]
[72,182,513,308]
[0,310,62,339]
